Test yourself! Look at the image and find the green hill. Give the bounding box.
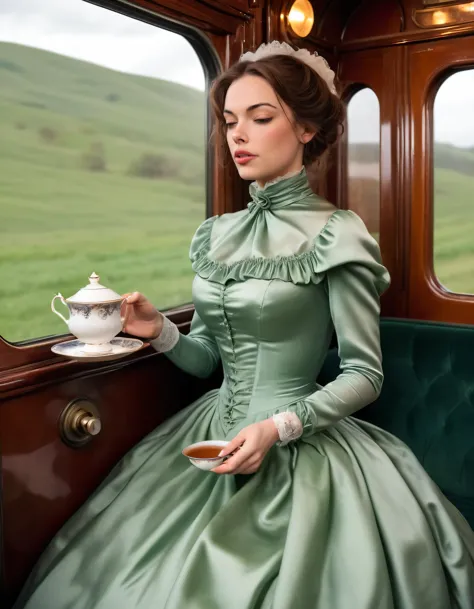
[0,42,207,342]
[434,141,474,176]
[349,141,474,177]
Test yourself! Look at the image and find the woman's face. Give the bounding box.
[224,75,312,186]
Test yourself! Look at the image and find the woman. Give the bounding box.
[15,42,474,609]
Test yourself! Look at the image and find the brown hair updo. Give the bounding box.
[210,51,345,168]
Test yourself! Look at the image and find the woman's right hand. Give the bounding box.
[121,292,163,340]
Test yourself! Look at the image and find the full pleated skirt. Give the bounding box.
[14,390,474,609]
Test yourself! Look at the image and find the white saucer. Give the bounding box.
[52,338,144,362]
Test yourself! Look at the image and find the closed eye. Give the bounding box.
[225,117,273,129]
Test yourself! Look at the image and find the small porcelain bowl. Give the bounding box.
[182,440,229,471]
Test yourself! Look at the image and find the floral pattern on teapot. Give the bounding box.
[70,302,121,320]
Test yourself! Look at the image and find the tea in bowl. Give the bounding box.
[182,441,229,471]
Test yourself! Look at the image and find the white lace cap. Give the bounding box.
[239,41,337,96]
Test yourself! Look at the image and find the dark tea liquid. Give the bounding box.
[185,445,223,459]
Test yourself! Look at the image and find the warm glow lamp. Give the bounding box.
[287,0,314,38]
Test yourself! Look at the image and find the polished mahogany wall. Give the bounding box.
[337,1,474,321]
[1,347,221,605]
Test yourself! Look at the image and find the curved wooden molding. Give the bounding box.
[412,2,474,29]
[0,306,194,375]
[343,0,404,42]
[124,0,253,34]
[339,0,474,49]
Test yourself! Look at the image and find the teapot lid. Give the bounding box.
[67,272,122,304]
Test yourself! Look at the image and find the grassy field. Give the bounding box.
[0,42,206,342]
[433,168,474,293]
[0,42,473,343]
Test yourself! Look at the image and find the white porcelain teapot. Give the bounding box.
[51,272,126,354]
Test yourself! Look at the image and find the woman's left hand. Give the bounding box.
[212,419,280,475]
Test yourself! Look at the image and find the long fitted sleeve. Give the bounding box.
[151,311,220,379]
[294,260,384,437]
[254,261,385,443]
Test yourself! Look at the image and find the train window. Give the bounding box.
[0,1,208,343]
[433,69,474,295]
[346,88,381,241]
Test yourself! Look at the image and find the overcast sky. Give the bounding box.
[0,0,206,89]
[0,0,473,146]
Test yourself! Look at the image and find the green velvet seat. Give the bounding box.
[318,318,474,529]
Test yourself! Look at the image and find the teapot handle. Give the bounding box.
[120,298,127,330]
[51,293,70,325]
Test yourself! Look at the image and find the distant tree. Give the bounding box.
[105,93,120,103]
[21,101,46,110]
[39,127,58,143]
[434,142,474,176]
[0,60,23,73]
[128,153,179,179]
[348,143,379,164]
[182,171,205,188]
[81,142,107,172]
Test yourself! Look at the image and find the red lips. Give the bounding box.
[234,150,257,165]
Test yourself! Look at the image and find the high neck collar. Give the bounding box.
[247,167,314,214]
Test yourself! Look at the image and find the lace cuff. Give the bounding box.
[150,315,180,353]
[272,412,304,446]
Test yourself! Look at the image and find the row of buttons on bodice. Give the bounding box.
[217,284,253,433]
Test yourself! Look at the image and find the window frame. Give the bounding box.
[0,0,219,370]
[343,84,382,240]
[408,36,474,324]
[430,67,474,298]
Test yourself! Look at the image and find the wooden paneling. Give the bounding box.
[338,47,411,318]
[343,0,404,41]
[338,0,474,49]
[408,36,474,323]
[118,0,252,34]
[339,6,474,322]
[267,0,349,50]
[1,342,221,605]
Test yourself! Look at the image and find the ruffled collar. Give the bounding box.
[188,166,390,292]
[247,167,314,213]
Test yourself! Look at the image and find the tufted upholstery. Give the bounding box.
[318,318,474,529]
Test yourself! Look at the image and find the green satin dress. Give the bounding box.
[15,170,474,609]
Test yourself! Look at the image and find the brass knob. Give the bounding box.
[73,409,102,436]
[59,398,102,448]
